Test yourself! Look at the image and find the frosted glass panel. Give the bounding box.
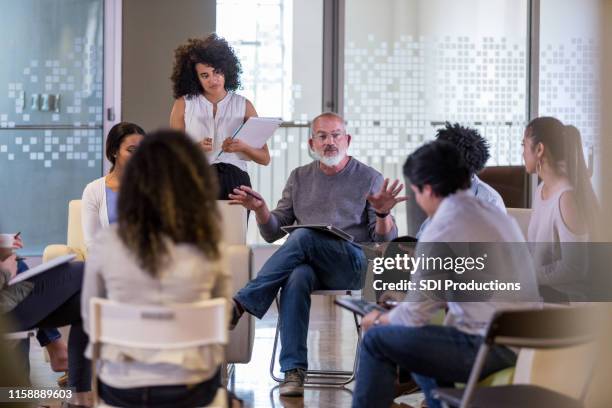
[345,0,529,234]
[345,0,529,177]
[0,0,104,254]
[539,0,600,187]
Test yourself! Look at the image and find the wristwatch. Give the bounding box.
[373,311,385,326]
[375,211,390,218]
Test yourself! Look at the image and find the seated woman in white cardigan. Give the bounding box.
[81,122,145,249]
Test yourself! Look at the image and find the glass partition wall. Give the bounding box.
[0,0,105,254]
[344,0,530,233]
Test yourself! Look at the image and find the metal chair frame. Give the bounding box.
[269,290,361,386]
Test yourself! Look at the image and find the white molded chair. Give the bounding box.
[89,297,229,408]
[3,330,34,340]
[269,289,362,386]
[44,199,256,366]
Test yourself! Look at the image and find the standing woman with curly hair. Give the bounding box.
[170,33,270,200]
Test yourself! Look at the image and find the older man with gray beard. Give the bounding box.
[228,112,406,397]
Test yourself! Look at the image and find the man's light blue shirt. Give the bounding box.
[415,175,506,238]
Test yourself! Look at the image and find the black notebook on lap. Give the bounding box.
[281,224,354,242]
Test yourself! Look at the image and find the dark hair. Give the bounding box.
[435,122,490,175]
[171,33,242,99]
[526,117,600,236]
[403,141,471,198]
[106,122,146,171]
[117,130,221,276]
[526,117,566,168]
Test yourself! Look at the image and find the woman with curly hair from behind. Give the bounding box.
[170,33,270,200]
[81,130,242,407]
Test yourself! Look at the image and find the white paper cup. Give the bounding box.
[0,233,16,248]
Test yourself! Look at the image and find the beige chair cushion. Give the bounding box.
[508,207,532,239]
[217,201,247,245]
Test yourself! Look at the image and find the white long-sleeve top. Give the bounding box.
[389,190,540,336]
[81,226,231,388]
[81,176,109,250]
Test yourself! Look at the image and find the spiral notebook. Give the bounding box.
[9,254,76,285]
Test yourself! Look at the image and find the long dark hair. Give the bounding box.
[526,117,600,236]
[117,130,221,276]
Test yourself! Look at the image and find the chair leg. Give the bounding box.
[269,295,361,386]
[269,297,284,383]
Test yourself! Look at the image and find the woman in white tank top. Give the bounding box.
[169,34,270,200]
[522,117,599,301]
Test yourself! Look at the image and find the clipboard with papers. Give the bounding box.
[281,224,354,242]
[9,254,76,286]
[217,116,282,160]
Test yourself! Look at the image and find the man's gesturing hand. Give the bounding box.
[366,178,408,214]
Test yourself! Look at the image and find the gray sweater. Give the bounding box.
[259,158,398,243]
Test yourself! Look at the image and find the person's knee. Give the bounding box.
[361,327,388,356]
[284,265,317,292]
[285,228,319,245]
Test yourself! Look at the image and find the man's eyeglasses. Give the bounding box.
[313,132,346,142]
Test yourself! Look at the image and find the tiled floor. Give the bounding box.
[28,298,423,407]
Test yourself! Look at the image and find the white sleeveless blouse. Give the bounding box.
[184,92,248,171]
[528,182,588,291]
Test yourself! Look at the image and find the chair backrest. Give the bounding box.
[507,207,531,239]
[68,199,247,255]
[89,297,228,349]
[67,200,86,256]
[485,307,595,349]
[217,200,247,245]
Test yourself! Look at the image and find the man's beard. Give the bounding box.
[312,147,346,167]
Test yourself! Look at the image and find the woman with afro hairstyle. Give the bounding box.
[415,122,505,237]
[170,33,270,200]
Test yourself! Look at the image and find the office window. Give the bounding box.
[0,0,104,254]
[217,0,324,243]
[539,0,601,189]
[344,0,529,233]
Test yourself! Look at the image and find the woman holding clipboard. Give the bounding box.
[170,33,270,199]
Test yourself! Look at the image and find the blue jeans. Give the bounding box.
[9,262,90,392]
[17,259,62,347]
[235,228,366,372]
[352,325,517,408]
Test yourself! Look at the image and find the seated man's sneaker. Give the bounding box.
[279,368,306,397]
